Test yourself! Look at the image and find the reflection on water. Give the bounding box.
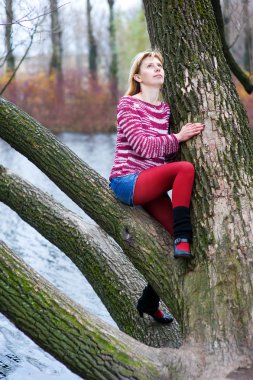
[0,132,116,380]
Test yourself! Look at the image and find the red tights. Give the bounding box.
[133,162,195,236]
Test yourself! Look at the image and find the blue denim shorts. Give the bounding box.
[109,174,139,207]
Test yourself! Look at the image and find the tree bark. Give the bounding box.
[0,164,181,348]
[4,0,15,73]
[0,96,185,327]
[143,0,253,362]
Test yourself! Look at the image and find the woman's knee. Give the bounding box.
[179,161,195,176]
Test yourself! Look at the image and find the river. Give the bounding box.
[0,132,117,380]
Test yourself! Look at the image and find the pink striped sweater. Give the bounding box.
[109,96,179,180]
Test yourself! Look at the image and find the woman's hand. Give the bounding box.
[174,123,205,143]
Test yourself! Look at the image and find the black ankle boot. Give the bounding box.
[173,206,193,259]
[136,284,174,324]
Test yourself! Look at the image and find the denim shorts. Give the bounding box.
[109,173,139,207]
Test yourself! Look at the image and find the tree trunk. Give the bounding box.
[0,164,181,348]
[107,0,118,103]
[87,0,98,81]
[242,0,252,72]
[143,0,253,362]
[49,0,63,76]
[49,0,64,105]
[4,0,15,73]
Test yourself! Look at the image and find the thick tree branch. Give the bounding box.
[0,164,181,348]
[211,0,253,94]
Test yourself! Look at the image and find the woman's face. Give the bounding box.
[134,56,164,88]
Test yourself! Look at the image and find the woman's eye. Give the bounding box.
[147,63,163,68]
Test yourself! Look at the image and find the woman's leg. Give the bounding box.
[134,194,174,322]
[143,193,173,236]
[133,161,195,208]
[138,195,173,320]
[134,162,195,322]
[133,161,195,256]
[136,283,173,323]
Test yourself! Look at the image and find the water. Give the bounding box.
[0,132,117,380]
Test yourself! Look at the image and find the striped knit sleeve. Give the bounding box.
[117,98,179,159]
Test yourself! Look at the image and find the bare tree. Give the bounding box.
[0,22,39,96]
[86,0,97,80]
[107,0,118,103]
[0,2,57,94]
[4,0,15,72]
[49,0,63,77]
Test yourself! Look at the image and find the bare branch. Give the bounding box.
[0,39,29,68]
[0,2,70,26]
[0,0,53,93]
[0,23,38,95]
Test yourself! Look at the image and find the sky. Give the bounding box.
[115,0,142,11]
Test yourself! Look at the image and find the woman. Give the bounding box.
[109,51,204,323]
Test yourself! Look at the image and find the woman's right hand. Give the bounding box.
[174,123,205,143]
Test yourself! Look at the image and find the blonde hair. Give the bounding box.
[125,50,164,96]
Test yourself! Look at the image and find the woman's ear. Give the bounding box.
[134,74,142,83]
